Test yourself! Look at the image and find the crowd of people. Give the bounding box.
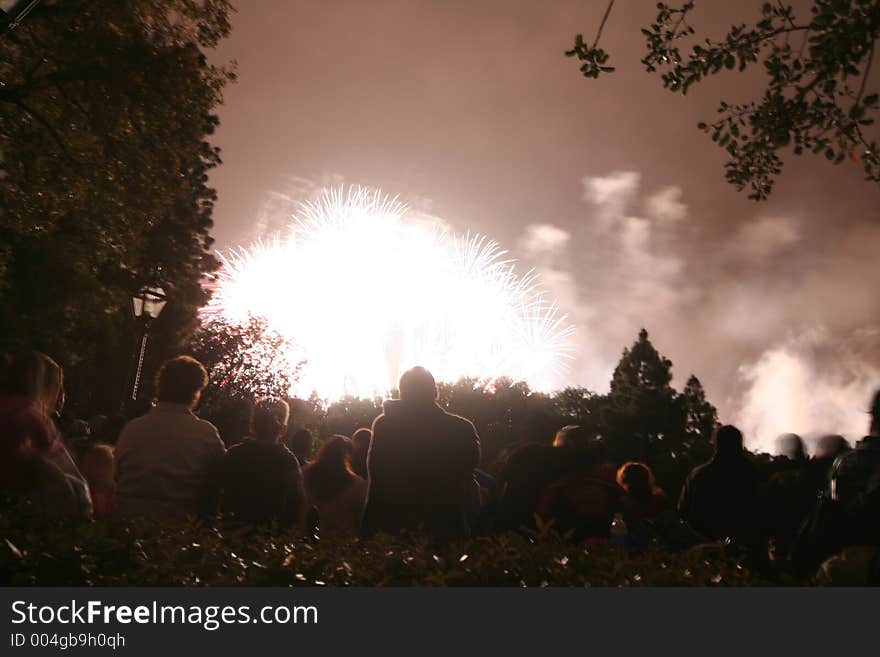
[1,351,879,582]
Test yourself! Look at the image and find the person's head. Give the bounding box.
[713,424,744,457]
[2,351,64,416]
[303,435,356,501]
[815,434,850,460]
[870,389,880,436]
[352,427,372,453]
[154,356,208,409]
[288,428,314,461]
[616,461,657,499]
[775,433,806,461]
[80,443,115,489]
[553,424,591,449]
[251,397,290,443]
[313,435,353,471]
[89,414,108,437]
[398,366,437,403]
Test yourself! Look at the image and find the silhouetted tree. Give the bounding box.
[325,396,384,437]
[567,1,880,199]
[553,386,604,438]
[681,374,719,451]
[191,316,303,400]
[0,0,234,413]
[603,329,686,462]
[191,316,303,443]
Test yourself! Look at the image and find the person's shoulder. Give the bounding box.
[191,414,218,431]
[223,439,250,456]
[687,460,713,481]
[831,447,863,476]
[190,416,223,441]
[370,412,388,433]
[116,415,148,445]
[275,443,301,467]
[442,408,477,432]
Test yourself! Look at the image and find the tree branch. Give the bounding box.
[592,0,615,49]
[10,97,80,163]
[855,38,876,107]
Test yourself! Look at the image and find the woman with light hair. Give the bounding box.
[0,351,92,518]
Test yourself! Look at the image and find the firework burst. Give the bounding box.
[205,186,574,399]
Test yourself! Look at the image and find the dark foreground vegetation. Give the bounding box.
[0,511,803,587]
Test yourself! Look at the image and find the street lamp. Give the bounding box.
[0,1,41,36]
[128,284,167,402]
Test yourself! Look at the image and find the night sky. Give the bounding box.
[208,0,880,450]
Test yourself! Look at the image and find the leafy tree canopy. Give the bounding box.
[0,0,234,412]
[567,1,880,199]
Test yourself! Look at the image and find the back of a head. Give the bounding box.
[288,428,313,459]
[870,389,880,436]
[713,424,744,457]
[313,435,352,470]
[815,434,850,460]
[1,351,62,414]
[398,366,437,404]
[251,397,290,442]
[305,435,354,500]
[617,461,655,498]
[352,427,372,451]
[775,433,806,461]
[154,356,208,407]
[553,424,591,450]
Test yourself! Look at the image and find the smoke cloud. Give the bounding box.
[734,328,879,453]
[516,171,880,454]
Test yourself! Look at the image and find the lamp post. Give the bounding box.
[128,284,167,403]
[0,1,41,36]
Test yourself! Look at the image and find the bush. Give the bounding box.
[0,507,806,586]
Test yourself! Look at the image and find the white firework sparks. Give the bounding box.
[205,186,574,400]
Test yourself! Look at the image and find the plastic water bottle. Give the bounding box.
[610,513,628,554]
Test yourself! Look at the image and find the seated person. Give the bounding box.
[303,435,367,536]
[218,398,306,527]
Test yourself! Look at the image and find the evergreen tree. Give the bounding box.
[603,329,685,462]
[681,374,719,447]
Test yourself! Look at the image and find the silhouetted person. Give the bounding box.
[826,390,880,544]
[351,427,372,479]
[93,413,127,446]
[792,392,880,573]
[536,427,621,541]
[616,461,672,548]
[80,443,115,519]
[617,461,669,521]
[808,434,851,493]
[303,435,366,536]
[499,425,606,534]
[218,398,306,527]
[114,356,225,520]
[288,428,314,468]
[678,425,762,548]
[0,351,91,518]
[498,440,566,533]
[362,366,480,540]
[776,433,807,462]
[763,434,814,560]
